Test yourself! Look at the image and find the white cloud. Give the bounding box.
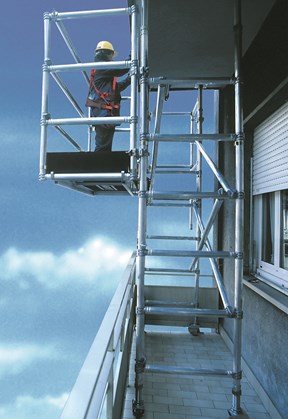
[0,393,69,419]
[0,236,132,289]
[0,343,58,378]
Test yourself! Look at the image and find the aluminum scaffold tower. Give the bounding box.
[133,0,245,417]
[40,1,246,417]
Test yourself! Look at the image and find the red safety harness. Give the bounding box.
[88,69,120,114]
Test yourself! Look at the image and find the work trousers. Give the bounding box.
[94,125,116,152]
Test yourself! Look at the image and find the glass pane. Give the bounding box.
[262,193,274,264]
[280,189,288,270]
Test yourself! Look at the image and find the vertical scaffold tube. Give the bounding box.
[230,0,244,416]
[192,86,203,332]
[130,5,138,179]
[133,0,148,417]
[39,13,51,180]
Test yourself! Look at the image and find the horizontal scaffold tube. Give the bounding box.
[149,77,235,88]
[148,133,235,142]
[45,173,130,182]
[145,300,197,307]
[49,8,131,21]
[47,116,131,126]
[48,60,130,73]
[146,235,198,240]
[147,191,229,200]
[147,250,235,258]
[144,268,198,276]
[144,306,231,318]
[145,364,233,377]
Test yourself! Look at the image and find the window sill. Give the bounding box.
[243,275,288,315]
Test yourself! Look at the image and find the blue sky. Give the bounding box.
[0,1,215,417]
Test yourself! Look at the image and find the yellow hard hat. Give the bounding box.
[95,41,117,56]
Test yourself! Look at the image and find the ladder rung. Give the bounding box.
[144,268,198,276]
[147,235,198,241]
[145,300,197,308]
[155,169,197,174]
[148,133,236,142]
[145,364,233,377]
[147,250,235,258]
[144,306,231,318]
[147,191,229,200]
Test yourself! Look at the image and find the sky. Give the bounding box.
[0,1,215,418]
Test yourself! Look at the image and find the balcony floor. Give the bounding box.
[121,328,272,419]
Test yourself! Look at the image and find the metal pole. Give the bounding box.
[54,20,90,85]
[192,204,233,312]
[133,0,148,417]
[50,72,85,117]
[146,364,233,377]
[149,85,167,194]
[49,8,130,20]
[190,86,203,332]
[195,141,236,196]
[39,13,51,180]
[48,60,130,72]
[229,0,245,416]
[130,5,138,180]
[190,198,223,270]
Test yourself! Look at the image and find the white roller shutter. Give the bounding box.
[253,101,288,195]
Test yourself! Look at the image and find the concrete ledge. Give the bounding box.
[243,276,288,315]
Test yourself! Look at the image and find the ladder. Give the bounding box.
[133,0,245,417]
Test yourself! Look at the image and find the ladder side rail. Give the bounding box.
[189,99,198,231]
[40,13,52,180]
[230,0,245,415]
[149,85,167,196]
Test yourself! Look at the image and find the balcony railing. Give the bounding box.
[60,252,136,419]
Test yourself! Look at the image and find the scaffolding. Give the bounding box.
[40,1,246,417]
[134,0,244,417]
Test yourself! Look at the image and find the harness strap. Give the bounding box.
[89,70,118,110]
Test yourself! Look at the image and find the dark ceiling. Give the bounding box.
[129,0,276,79]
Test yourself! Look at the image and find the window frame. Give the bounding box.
[253,191,288,294]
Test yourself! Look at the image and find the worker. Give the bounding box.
[86,41,131,152]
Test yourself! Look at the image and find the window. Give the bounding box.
[252,102,288,293]
[262,193,274,265]
[280,189,288,270]
[254,189,288,293]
